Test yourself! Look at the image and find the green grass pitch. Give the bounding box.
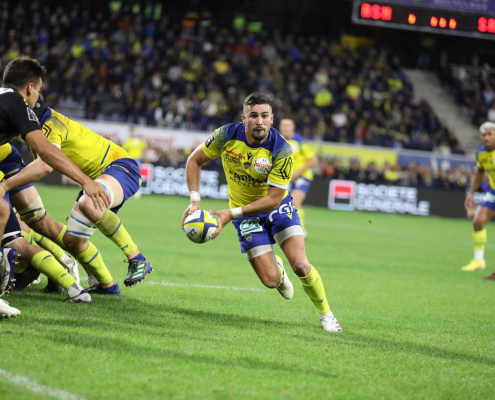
[1,185,494,399]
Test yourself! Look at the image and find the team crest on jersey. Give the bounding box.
[244,233,252,242]
[252,158,272,174]
[27,107,39,123]
[244,162,250,170]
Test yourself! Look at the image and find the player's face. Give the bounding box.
[26,78,42,108]
[481,128,495,149]
[242,104,273,144]
[279,119,295,139]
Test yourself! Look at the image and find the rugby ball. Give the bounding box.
[183,210,218,244]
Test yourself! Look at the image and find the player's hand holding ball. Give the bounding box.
[183,209,218,243]
[208,209,233,240]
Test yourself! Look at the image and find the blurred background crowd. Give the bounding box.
[1,1,465,155]
[1,0,485,194]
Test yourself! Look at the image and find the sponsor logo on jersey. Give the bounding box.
[224,148,246,160]
[205,133,215,148]
[247,152,253,160]
[268,202,296,222]
[223,152,241,165]
[483,191,495,203]
[252,158,272,174]
[240,218,263,236]
[228,170,266,187]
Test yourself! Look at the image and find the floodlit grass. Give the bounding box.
[1,185,494,399]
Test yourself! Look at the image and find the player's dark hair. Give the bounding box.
[2,56,47,89]
[243,92,273,110]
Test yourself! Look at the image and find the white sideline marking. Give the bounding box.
[146,281,265,292]
[81,277,264,292]
[0,368,87,400]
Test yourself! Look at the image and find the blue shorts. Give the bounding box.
[0,147,33,195]
[2,193,22,246]
[231,195,303,258]
[289,177,312,195]
[77,158,141,214]
[480,186,495,210]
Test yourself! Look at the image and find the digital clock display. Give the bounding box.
[352,1,495,39]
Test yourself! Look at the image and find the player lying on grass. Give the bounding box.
[0,94,152,294]
[463,121,495,280]
[182,93,342,332]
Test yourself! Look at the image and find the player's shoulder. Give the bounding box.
[292,132,305,144]
[267,128,292,161]
[0,87,23,103]
[477,144,488,156]
[0,87,28,110]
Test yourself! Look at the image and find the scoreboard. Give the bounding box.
[352,1,495,40]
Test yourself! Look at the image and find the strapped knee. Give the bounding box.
[67,209,97,239]
[95,178,115,208]
[18,197,46,225]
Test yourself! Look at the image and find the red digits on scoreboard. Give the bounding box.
[479,17,495,33]
[430,16,438,27]
[360,3,392,21]
[449,19,457,29]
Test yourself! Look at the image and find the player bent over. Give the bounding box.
[182,93,342,332]
[1,190,90,302]
[0,194,21,317]
[463,122,495,280]
[0,143,80,289]
[279,118,318,239]
[1,96,151,293]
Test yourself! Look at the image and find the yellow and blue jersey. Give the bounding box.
[0,144,13,165]
[286,133,315,181]
[476,144,495,189]
[122,137,147,160]
[39,108,129,179]
[202,122,294,208]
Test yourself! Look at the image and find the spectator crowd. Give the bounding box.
[1,1,465,154]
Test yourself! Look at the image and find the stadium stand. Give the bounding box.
[0,1,464,155]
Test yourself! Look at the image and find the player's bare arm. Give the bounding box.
[0,157,52,196]
[181,144,214,228]
[25,129,110,210]
[209,185,286,240]
[465,169,485,210]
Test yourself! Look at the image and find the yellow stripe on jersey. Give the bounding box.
[0,144,12,164]
[477,147,495,189]
[42,109,129,179]
[202,123,293,209]
[287,134,315,181]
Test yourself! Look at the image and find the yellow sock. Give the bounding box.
[21,230,38,247]
[31,250,75,290]
[299,208,306,231]
[54,225,68,250]
[75,242,113,285]
[473,228,487,261]
[95,209,138,257]
[299,266,330,315]
[30,230,64,260]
